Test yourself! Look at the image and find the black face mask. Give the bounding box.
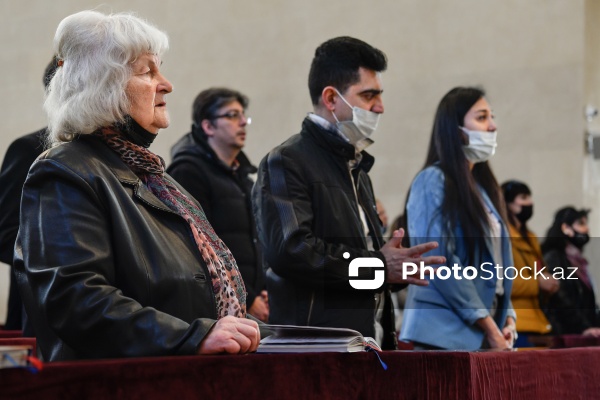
[567,230,590,249]
[516,205,533,223]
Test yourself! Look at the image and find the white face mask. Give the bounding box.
[331,89,380,151]
[460,127,498,163]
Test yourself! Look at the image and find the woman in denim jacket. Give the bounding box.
[400,87,517,350]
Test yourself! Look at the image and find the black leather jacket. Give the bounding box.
[252,118,397,349]
[0,129,45,331]
[167,129,264,306]
[14,135,218,361]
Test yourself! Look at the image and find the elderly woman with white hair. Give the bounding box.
[14,10,259,361]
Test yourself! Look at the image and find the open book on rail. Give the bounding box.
[257,324,382,353]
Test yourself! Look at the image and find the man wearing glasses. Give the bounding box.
[167,88,268,322]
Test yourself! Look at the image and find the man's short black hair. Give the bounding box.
[192,87,249,128]
[308,36,387,106]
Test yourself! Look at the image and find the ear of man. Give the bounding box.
[321,86,339,112]
[201,119,216,138]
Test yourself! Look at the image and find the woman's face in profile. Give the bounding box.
[463,97,497,133]
[561,216,590,237]
[508,193,533,216]
[126,53,173,134]
[571,217,589,235]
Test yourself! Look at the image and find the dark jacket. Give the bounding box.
[14,135,217,361]
[252,118,397,349]
[543,248,599,334]
[0,128,45,330]
[167,129,264,306]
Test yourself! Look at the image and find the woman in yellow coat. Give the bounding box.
[502,181,559,347]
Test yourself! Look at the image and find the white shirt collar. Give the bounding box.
[307,113,340,134]
[306,113,363,168]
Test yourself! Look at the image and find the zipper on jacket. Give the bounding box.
[359,192,384,249]
[348,168,370,249]
[350,169,385,249]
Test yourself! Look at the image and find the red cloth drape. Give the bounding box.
[3,348,600,399]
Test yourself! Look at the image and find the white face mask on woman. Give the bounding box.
[331,89,380,151]
[460,127,497,163]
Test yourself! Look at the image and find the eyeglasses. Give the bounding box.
[212,110,251,125]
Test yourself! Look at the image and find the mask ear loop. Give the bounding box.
[333,88,354,109]
[330,88,354,124]
[331,109,341,123]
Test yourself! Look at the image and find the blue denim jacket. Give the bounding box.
[400,165,516,350]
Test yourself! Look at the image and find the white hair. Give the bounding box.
[44,10,169,146]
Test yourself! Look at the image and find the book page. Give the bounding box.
[258,324,381,353]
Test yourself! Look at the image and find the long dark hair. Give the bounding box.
[418,87,506,259]
[541,206,590,254]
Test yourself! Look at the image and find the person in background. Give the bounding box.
[501,180,559,347]
[14,10,259,361]
[541,206,600,337]
[0,56,58,331]
[400,87,517,350]
[167,88,268,322]
[252,36,443,350]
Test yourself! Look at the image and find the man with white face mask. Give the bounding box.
[252,37,444,349]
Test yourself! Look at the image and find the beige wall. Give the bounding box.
[584,0,600,291]
[0,0,592,322]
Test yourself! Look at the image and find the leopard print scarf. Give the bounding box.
[93,128,247,318]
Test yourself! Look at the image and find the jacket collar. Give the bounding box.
[190,125,257,175]
[86,135,175,213]
[301,117,375,173]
